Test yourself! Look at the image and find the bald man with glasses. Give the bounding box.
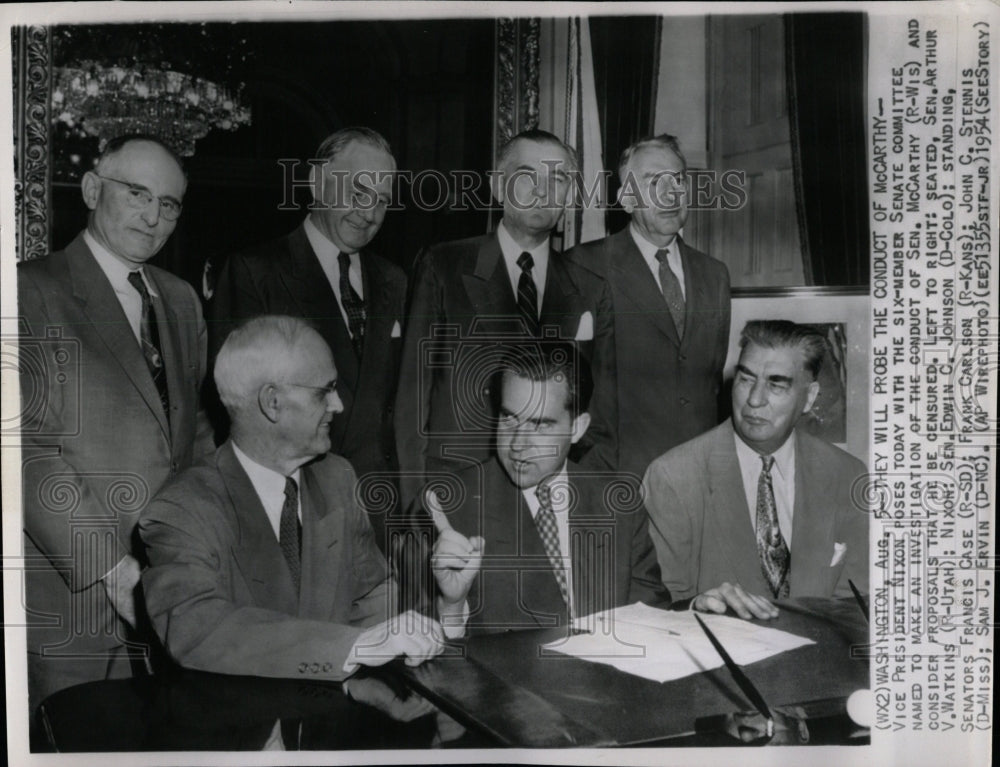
[17,134,213,715]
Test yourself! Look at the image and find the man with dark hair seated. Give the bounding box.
[404,341,668,636]
[644,320,869,620]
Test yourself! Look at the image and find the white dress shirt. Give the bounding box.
[303,216,364,336]
[496,219,549,314]
[84,229,158,344]
[629,224,686,300]
[231,441,302,540]
[734,432,796,548]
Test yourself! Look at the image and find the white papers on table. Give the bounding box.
[541,602,814,683]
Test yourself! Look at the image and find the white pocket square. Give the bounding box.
[830,542,847,567]
[575,311,594,341]
[391,320,402,338]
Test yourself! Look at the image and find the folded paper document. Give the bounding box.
[542,602,814,683]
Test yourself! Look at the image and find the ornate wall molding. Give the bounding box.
[13,25,52,261]
[494,18,540,164]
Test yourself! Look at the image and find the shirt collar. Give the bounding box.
[84,228,158,297]
[303,216,345,262]
[497,219,549,268]
[231,440,301,507]
[520,463,570,519]
[733,428,796,483]
[629,223,679,273]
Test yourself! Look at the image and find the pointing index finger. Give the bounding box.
[425,488,453,534]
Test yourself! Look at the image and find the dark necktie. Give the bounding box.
[654,247,685,339]
[338,252,366,358]
[280,477,302,593]
[534,482,571,613]
[126,270,170,419]
[756,455,790,598]
[516,251,541,336]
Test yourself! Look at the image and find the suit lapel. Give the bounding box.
[789,431,836,595]
[540,251,581,335]
[678,237,709,351]
[298,463,345,620]
[609,230,680,346]
[219,443,299,615]
[461,235,519,324]
[65,235,171,441]
[707,422,757,577]
[280,227,360,392]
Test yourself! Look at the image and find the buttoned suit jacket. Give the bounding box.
[568,229,730,478]
[210,223,407,547]
[402,459,668,634]
[395,232,618,507]
[18,232,210,700]
[642,419,870,601]
[139,442,393,680]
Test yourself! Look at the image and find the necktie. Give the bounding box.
[126,270,170,419]
[534,482,571,613]
[280,477,302,593]
[338,252,366,358]
[654,247,685,339]
[516,251,541,336]
[756,455,790,598]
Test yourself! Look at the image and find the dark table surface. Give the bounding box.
[36,597,868,751]
[402,597,871,747]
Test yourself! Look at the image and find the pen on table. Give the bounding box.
[848,579,869,624]
[694,613,773,738]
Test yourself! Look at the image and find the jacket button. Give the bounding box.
[680,397,690,406]
[298,663,308,674]
[310,663,320,674]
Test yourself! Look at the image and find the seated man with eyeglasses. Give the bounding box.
[139,315,444,735]
[18,134,214,715]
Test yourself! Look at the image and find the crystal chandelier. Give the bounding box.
[53,61,251,157]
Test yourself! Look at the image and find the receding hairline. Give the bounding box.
[97,138,186,176]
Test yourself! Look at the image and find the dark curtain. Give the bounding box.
[589,16,661,234]
[785,13,870,286]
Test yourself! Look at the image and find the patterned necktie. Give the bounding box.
[534,482,571,612]
[280,477,302,593]
[654,247,685,339]
[516,251,541,336]
[756,455,790,598]
[126,270,170,419]
[338,252,366,358]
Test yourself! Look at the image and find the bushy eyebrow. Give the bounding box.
[735,364,793,385]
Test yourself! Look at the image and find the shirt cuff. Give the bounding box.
[437,596,469,639]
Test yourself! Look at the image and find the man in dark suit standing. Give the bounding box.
[568,135,731,479]
[644,321,869,620]
[17,135,212,712]
[406,342,666,636]
[395,129,617,508]
[211,127,406,551]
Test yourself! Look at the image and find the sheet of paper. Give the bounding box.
[541,602,815,683]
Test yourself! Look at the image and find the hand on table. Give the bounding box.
[427,489,484,610]
[343,676,436,722]
[102,554,141,628]
[693,582,779,620]
[347,610,445,669]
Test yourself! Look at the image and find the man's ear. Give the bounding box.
[802,380,820,414]
[570,412,592,445]
[490,169,507,207]
[81,172,100,211]
[258,383,282,423]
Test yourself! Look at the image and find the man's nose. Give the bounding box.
[327,390,344,414]
[140,199,161,226]
[747,380,768,408]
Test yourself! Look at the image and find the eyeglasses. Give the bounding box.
[284,381,339,401]
[95,174,183,221]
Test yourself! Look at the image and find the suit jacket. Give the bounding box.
[210,223,407,547]
[643,420,869,601]
[17,233,210,689]
[568,229,730,478]
[401,460,668,634]
[139,442,393,680]
[395,232,618,506]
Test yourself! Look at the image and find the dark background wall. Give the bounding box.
[51,20,496,290]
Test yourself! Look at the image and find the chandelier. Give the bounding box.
[52,61,251,157]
